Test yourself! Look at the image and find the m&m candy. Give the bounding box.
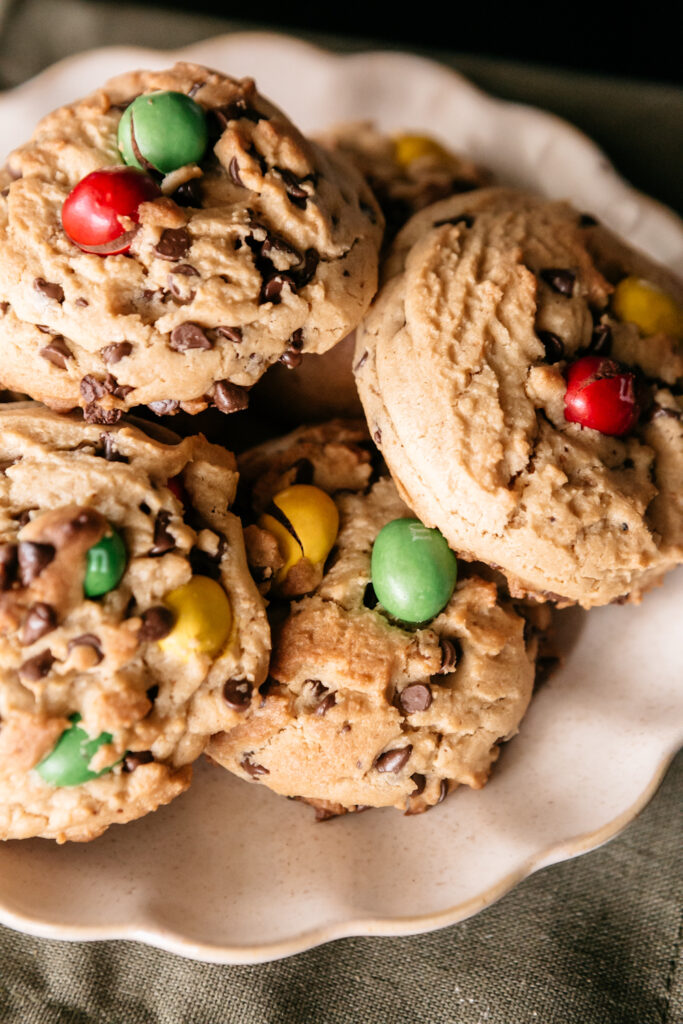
[84,526,127,598]
[612,276,683,339]
[159,576,232,661]
[564,355,639,436]
[371,518,458,625]
[258,484,339,585]
[36,714,117,787]
[62,167,161,255]
[118,91,208,175]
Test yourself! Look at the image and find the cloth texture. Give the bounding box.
[0,3,681,1021]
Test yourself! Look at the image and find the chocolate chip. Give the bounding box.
[17,542,55,586]
[212,380,249,414]
[172,178,203,208]
[399,684,432,714]
[21,603,57,646]
[229,157,245,187]
[589,323,612,355]
[373,429,382,446]
[19,649,55,681]
[139,606,174,641]
[210,100,266,133]
[293,248,319,289]
[436,779,449,804]
[433,213,474,228]
[315,693,336,716]
[223,679,253,711]
[241,754,269,778]
[170,263,199,279]
[80,375,107,403]
[540,269,575,296]
[0,543,18,590]
[34,278,64,303]
[75,297,89,307]
[84,404,122,425]
[155,227,191,261]
[187,81,202,98]
[363,582,378,609]
[99,433,128,463]
[0,301,9,314]
[652,405,682,421]
[169,322,212,352]
[579,213,599,227]
[216,325,242,343]
[122,750,154,773]
[262,273,293,304]
[538,330,565,363]
[67,634,103,663]
[101,342,133,365]
[147,400,179,415]
[279,328,304,369]
[375,745,413,773]
[411,773,426,795]
[437,637,461,674]
[149,510,174,556]
[354,351,368,371]
[39,337,72,369]
[276,167,309,209]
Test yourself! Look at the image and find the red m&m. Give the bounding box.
[62,167,161,255]
[564,355,639,436]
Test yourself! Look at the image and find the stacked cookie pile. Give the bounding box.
[0,63,680,841]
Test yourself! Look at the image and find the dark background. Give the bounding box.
[132,1,681,85]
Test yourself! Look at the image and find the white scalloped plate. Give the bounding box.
[0,34,681,965]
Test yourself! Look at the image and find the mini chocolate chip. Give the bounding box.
[436,779,449,804]
[212,99,266,128]
[399,684,432,714]
[139,606,174,641]
[293,249,319,289]
[17,542,55,586]
[122,750,154,772]
[147,400,179,415]
[216,325,243,343]
[149,510,174,556]
[80,375,107,403]
[171,263,199,278]
[34,278,64,303]
[375,745,413,773]
[373,429,382,445]
[229,156,245,187]
[363,582,378,609]
[101,342,133,364]
[67,634,103,663]
[279,328,304,369]
[169,322,212,351]
[241,754,269,778]
[579,213,599,227]
[19,649,55,681]
[155,227,191,261]
[0,301,9,314]
[223,679,253,710]
[621,523,629,531]
[213,380,249,414]
[315,693,336,716]
[538,330,565,363]
[589,323,612,354]
[411,773,426,796]
[21,603,57,646]
[75,297,89,307]
[438,637,461,674]
[84,404,122,425]
[277,167,309,206]
[100,433,128,463]
[433,213,474,228]
[354,351,368,371]
[146,684,159,703]
[262,274,293,304]
[39,337,72,369]
[652,405,682,421]
[540,269,575,296]
[172,178,203,208]
[0,543,18,590]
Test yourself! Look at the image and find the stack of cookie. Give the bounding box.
[0,63,680,842]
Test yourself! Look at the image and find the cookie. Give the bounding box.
[355,188,683,609]
[0,63,383,422]
[0,404,269,841]
[208,422,537,816]
[317,122,489,245]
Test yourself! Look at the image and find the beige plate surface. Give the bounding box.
[0,34,681,964]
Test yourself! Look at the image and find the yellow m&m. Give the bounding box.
[259,484,339,584]
[158,576,232,661]
[393,134,450,168]
[612,277,683,339]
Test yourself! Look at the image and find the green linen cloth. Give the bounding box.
[0,4,681,1021]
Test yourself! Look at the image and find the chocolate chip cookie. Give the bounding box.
[355,188,683,608]
[0,403,269,841]
[208,421,537,816]
[0,63,383,422]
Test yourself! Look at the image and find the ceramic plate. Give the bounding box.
[0,33,681,965]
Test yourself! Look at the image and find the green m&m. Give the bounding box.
[118,91,208,175]
[36,714,117,787]
[371,518,458,625]
[84,526,127,598]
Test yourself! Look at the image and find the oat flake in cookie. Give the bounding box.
[0,63,383,421]
[355,188,683,609]
[207,421,537,817]
[0,404,269,842]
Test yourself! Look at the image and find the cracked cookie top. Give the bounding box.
[0,63,383,421]
[207,421,536,816]
[0,403,269,841]
[355,188,683,608]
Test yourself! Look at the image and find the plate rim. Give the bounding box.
[0,30,681,964]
